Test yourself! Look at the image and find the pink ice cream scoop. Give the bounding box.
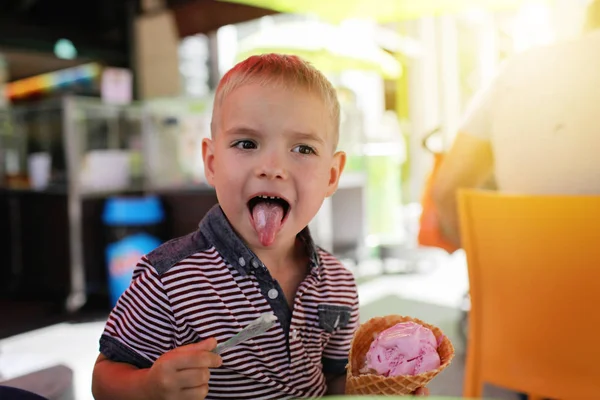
[365,321,441,377]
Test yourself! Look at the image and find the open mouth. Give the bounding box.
[247,195,290,220]
[247,195,291,246]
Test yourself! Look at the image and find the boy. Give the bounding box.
[92,54,359,400]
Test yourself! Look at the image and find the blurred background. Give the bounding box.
[0,0,594,399]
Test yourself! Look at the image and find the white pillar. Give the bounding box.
[438,15,461,148]
[406,17,440,202]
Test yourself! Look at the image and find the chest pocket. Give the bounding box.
[318,304,352,333]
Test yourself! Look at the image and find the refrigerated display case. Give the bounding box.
[0,96,144,314]
[0,96,218,326]
[141,96,212,190]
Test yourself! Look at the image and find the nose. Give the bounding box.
[256,149,287,180]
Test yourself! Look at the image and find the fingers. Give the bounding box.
[151,364,212,398]
[177,368,211,389]
[181,385,209,400]
[150,340,219,400]
[172,339,223,370]
[413,387,430,396]
[191,337,218,352]
[180,350,222,370]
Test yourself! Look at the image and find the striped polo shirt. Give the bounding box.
[99,205,359,399]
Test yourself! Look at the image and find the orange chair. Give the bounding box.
[458,190,600,400]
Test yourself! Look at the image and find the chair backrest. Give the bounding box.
[458,190,600,399]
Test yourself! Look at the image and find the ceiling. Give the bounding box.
[0,0,133,78]
[0,0,278,81]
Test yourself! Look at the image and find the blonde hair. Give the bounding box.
[211,53,340,147]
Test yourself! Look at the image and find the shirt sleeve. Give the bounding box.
[459,62,508,141]
[321,277,360,375]
[99,257,176,369]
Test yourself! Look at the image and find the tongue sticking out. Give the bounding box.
[252,202,284,246]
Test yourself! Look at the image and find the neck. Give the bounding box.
[252,236,305,274]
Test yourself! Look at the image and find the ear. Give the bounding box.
[325,150,346,197]
[202,138,216,187]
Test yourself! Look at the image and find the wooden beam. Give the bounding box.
[171,0,278,37]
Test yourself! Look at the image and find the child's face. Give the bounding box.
[203,83,345,250]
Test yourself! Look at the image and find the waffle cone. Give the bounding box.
[346,315,454,395]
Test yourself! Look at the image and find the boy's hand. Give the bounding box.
[413,387,430,396]
[143,338,223,400]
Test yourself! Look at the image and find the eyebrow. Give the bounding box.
[290,131,326,146]
[224,126,326,146]
[224,127,261,137]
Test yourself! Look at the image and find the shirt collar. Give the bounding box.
[199,205,321,277]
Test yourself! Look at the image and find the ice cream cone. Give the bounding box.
[346,315,454,395]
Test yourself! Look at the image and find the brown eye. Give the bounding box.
[293,145,315,155]
[233,140,257,150]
